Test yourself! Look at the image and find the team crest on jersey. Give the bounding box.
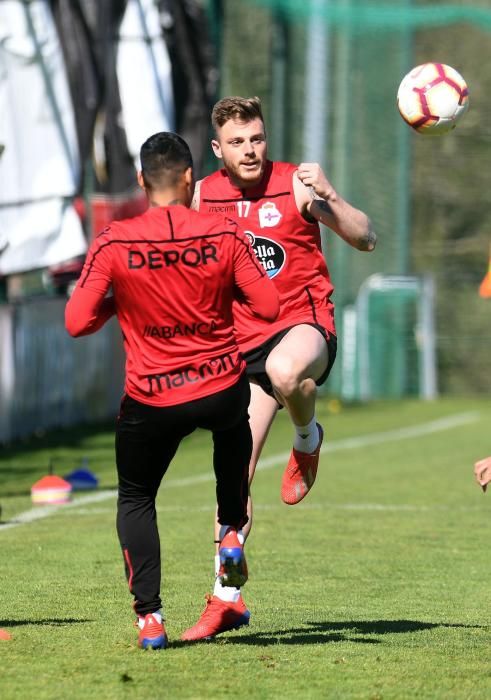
[258,201,282,228]
[246,232,285,278]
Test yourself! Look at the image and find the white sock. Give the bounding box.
[214,578,241,603]
[138,610,162,628]
[213,556,242,603]
[293,417,319,453]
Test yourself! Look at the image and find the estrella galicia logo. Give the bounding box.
[245,232,286,279]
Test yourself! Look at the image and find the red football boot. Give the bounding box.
[218,528,248,587]
[181,594,250,641]
[281,424,324,505]
[137,612,168,650]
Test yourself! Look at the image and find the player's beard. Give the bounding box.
[223,155,266,189]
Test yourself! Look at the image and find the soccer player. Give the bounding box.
[181,96,376,641]
[474,456,491,491]
[65,132,279,649]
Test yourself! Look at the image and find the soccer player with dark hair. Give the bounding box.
[182,96,376,641]
[65,131,279,649]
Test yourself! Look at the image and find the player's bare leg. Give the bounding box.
[211,384,277,593]
[213,382,279,544]
[265,325,329,504]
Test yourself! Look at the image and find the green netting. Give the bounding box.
[210,0,491,397]
[250,1,491,31]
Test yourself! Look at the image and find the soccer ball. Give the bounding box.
[397,63,469,135]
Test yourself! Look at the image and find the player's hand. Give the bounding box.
[296,162,336,201]
[474,456,491,492]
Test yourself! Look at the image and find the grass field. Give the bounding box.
[1,396,491,699]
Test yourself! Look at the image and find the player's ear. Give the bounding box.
[137,170,145,190]
[184,166,194,187]
[211,139,222,159]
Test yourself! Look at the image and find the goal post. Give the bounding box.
[341,274,437,401]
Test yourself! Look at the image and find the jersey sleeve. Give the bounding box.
[65,291,116,337]
[65,227,115,336]
[232,223,280,322]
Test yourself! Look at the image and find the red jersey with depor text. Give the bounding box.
[73,206,270,406]
[199,160,336,352]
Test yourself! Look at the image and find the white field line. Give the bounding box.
[166,410,481,486]
[0,490,117,532]
[0,410,480,532]
[60,502,489,516]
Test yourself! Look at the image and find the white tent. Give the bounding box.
[0,0,87,275]
[0,0,175,277]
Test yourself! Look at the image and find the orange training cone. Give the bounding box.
[31,475,72,505]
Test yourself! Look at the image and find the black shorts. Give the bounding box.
[242,324,337,400]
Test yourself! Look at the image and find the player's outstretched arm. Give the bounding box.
[474,456,491,492]
[294,162,376,252]
[65,233,115,337]
[238,276,279,321]
[65,288,115,337]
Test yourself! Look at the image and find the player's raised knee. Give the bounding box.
[265,356,302,396]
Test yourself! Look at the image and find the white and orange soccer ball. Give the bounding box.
[397,62,469,135]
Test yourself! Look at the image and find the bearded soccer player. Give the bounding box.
[65,132,279,649]
[181,96,376,641]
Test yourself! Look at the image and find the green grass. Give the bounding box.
[1,397,491,699]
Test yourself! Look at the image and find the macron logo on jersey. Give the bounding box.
[246,232,285,279]
[146,351,237,393]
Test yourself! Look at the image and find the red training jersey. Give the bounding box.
[65,205,278,406]
[198,160,336,353]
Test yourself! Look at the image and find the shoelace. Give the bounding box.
[287,459,303,477]
[198,594,229,621]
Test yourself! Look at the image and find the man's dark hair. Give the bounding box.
[211,96,264,133]
[140,132,193,190]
